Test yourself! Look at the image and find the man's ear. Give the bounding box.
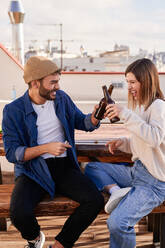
[31,80,40,88]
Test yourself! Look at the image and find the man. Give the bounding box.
[2,56,104,248]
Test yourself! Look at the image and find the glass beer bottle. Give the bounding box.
[94,97,107,120]
[102,85,120,123]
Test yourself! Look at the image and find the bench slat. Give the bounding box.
[0,184,80,218]
[0,184,164,219]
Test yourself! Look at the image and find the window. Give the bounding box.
[111,81,124,88]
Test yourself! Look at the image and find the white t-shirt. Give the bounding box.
[32,100,67,159]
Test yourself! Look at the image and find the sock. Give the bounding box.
[109,185,120,195]
[28,234,40,244]
[28,240,36,244]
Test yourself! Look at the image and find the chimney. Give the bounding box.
[8,0,25,65]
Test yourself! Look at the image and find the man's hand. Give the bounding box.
[106,139,123,154]
[91,104,99,126]
[46,142,72,156]
[23,141,72,161]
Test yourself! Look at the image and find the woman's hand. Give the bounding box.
[104,104,123,120]
[106,139,123,154]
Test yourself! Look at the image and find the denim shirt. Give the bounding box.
[2,90,99,198]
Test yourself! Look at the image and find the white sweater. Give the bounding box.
[118,99,165,182]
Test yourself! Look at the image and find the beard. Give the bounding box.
[39,84,56,100]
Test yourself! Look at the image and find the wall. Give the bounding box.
[1,43,165,115]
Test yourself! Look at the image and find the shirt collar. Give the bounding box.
[23,90,35,115]
[23,90,62,115]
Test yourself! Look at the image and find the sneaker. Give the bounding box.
[104,187,131,214]
[25,231,45,248]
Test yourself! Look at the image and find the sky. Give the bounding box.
[1,0,165,55]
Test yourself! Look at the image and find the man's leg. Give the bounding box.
[46,158,104,248]
[10,175,46,241]
[56,169,104,247]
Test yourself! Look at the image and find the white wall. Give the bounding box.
[0,44,27,100]
[1,43,165,115]
[60,73,127,102]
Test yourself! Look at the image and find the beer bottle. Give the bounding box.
[94,97,107,120]
[102,85,120,123]
[108,84,114,96]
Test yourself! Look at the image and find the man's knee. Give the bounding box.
[94,192,104,210]
[10,202,33,225]
[85,191,104,213]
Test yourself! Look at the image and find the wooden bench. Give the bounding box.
[0,184,108,230]
[0,124,165,247]
[0,183,165,248]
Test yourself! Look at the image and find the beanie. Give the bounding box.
[23,56,60,83]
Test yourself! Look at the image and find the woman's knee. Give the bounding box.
[85,162,107,190]
[85,162,101,176]
[107,211,126,234]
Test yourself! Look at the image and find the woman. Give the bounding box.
[85,58,165,248]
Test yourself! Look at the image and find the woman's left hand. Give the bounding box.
[104,104,123,120]
[106,139,123,154]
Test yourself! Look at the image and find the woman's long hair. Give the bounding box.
[125,58,164,110]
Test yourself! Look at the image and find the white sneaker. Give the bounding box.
[25,231,45,248]
[104,187,131,214]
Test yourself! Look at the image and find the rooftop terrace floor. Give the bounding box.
[0,215,153,248]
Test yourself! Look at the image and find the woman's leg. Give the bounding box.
[85,162,134,190]
[107,160,165,248]
[10,175,46,240]
[85,162,134,214]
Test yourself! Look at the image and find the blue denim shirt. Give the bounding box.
[2,90,99,198]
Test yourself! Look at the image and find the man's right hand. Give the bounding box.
[23,141,72,161]
[46,142,72,156]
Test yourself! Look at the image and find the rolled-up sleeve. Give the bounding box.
[15,146,27,164]
[2,105,27,164]
[84,114,100,131]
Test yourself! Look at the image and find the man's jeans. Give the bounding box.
[85,160,165,248]
[10,157,104,248]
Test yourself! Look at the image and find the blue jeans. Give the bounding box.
[85,160,165,248]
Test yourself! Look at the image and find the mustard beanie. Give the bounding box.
[23,56,60,83]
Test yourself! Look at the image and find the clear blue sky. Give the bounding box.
[1,0,165,55]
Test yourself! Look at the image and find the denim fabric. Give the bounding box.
[85,161,134,191]
[2,90,99,198]
[85,160,165,248]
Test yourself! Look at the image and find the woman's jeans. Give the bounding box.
[85,160,165,248]
[10,157,104,248]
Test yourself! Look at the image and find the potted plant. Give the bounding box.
[0,126,2,140]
